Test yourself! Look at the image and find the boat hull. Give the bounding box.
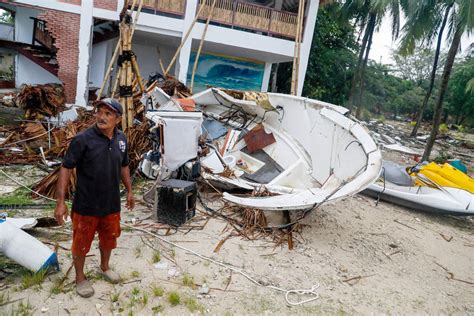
[363,183,474,216]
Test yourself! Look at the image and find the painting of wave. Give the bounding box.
[187,52,265,92]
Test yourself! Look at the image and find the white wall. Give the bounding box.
[15,55,61,87]
[14,6,40,44]
[131,42,175,81]
[89,39,176,94]
[89,40,111,89]
[0,23,14,41]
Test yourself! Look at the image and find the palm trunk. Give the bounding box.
[355,15,375,118]
[422,26,463,161]
[270,63,279,92]
[410,3,452,137]
[348,15,373,109]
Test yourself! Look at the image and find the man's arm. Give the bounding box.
[121,166,135,210]
[55,167,73,225]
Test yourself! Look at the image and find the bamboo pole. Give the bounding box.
[112,67,122,97]
[96,0,142,100]
[190,0,217,94]
[164,1,207,76]
[131,56,145,93]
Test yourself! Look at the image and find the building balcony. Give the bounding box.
[139,0,299,40]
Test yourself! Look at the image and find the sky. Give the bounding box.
[369,16,473,65]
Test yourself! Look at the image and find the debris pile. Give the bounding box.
[147,75,192,99]
[16,84,65,119]
[367,120,474,164]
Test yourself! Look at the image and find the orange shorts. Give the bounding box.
[71,212,121,257]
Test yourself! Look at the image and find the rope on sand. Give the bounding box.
[121,222,320,306]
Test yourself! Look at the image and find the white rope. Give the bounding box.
[0,169,56,202]
[121,222,320,305]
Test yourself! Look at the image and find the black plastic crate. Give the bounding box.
[154,179,197,226]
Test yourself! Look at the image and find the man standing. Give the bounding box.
[55,98,135,298]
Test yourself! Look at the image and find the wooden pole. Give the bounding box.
[156,47,166,74]
[291,0,303,95]
[190,0,217,94]
[294,0,305,95]
[164,1,207,76]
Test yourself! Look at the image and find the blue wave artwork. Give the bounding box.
[187,52,264,92]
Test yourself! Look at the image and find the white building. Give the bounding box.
[0,0,320,105]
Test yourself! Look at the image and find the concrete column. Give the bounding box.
[75,0,94,106]
[261,62,272,92]
[117,0,125,13]
[297,0,318,96]
[176,0,197,83]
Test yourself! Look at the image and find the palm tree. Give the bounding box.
[343,0,403,117]
[422,0,474,161]
[398,0,454,137]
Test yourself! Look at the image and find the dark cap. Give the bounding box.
[96,98,123,115]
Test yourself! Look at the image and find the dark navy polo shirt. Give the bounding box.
[62,124,129,216]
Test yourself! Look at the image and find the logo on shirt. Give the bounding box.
[119,140,126,152]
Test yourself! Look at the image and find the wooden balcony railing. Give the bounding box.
[141,0,187,16]
[198,0,299,39]
[32,18,55,53]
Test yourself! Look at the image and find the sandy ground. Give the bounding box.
[1,163,473,316]
[1,120,474,315]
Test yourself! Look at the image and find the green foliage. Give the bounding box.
[182,273,195,288]
[14,300,35,316]
[276,3,358,104]
[0,188,34,206]
[167,291,181,306]
[152,251,161,264]
[433,150,452,163]
[0,9,14,24]
[152,285,164,297]
[152,305,165,313]
[445,57,474,127]
[439,123,449,135]
[184,297,205,313]
[21,269,48,289]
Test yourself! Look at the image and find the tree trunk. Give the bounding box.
[355,14,375,118]
[422,27,463,161]
[410,3,452,137]
[348,14,373,110]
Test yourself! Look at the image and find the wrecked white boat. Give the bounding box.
[190,89,382,210]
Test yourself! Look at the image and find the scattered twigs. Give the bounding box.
[140,236,178,267]
[0,297,25,307]
[434,261,474,285]
[394,219,417,231]
[224,271,233,291]
[342,274,376,286]
[440,233,453,242]
[213,234,232,253]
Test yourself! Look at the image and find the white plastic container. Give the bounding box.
[0,217,59,273]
